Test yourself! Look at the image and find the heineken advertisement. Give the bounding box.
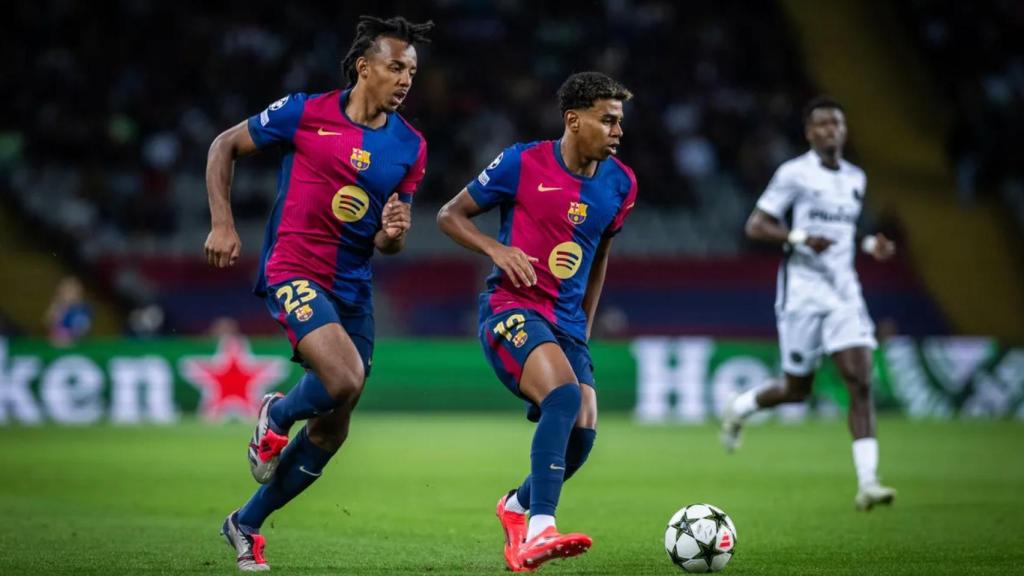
[0,336,1020,425]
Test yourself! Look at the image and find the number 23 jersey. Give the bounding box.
[247,89,427,314]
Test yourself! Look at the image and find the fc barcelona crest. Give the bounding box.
[512,330,528,348]
[295,304,314,322]
[350,148,371,171]
[567,201,588,225]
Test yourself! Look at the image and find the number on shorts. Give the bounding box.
[275,280,318,314]
[492,313,526,342]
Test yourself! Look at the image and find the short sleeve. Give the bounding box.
[605,167,638,237]
[466,145,523,210]
[247,93,307,149]
[395,138,427,203]
[756,164,799,218]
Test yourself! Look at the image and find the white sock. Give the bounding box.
[733,385,765,418]
[505,492,527,514]
[852,437,879,488]
[527,514,556,540]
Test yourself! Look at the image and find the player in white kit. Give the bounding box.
[721,97,898,511]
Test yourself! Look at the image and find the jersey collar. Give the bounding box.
[338,88,390,132]
[553,139,602,181]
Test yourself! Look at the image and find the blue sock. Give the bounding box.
[237,427,334,529]
[268,372,337,434]
[527,384,581,517]
[516,426,596,508]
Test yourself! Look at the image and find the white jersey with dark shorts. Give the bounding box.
[756,150,877,376]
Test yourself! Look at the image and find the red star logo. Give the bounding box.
[179,336,288,420]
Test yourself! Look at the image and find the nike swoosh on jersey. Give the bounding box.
[549,463,566,470]
[317,127,343,136]
[298,466,322,477]
[537,184,561,192]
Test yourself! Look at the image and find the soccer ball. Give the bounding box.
[664,503,737,572]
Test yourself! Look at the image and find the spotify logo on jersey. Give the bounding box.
[548,241,583,279]
[332,185,369,222]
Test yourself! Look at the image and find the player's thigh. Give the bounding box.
[298,323,365,392]
[266,278,369,390]
[265,277,342,360]
[831,345,873,386]
[480,308,563,400]
[519,342,579,405]
[777,310,824,377]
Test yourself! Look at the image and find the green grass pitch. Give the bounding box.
[1,415,1022,575]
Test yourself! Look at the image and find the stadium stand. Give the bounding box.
[0,1,959,337]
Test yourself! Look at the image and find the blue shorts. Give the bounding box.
[479,307,595,407]
[265,278,374,377]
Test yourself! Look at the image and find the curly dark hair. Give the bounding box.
[557,72,633,115]
[802,96,844,124]
[340,15,434,87]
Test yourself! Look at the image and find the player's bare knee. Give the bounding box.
[575,385,598,428]
[784,386,811,402]
[332,373,365,401]
[320,363,365,401]
[782,374,813,403]
[838,367,871,400]
[846,377,871,402]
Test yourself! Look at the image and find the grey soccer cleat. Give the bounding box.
[221,510,270,571]
[719,397,744,453]
[248,393,287,484]
[855,482,897,511]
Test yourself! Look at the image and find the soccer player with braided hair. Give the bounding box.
[205,15,432,571]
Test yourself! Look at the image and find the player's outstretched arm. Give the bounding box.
[745,208,833,254]
[375,193,411,255]
[437,189,537,288]
[205,121,260,268]
[582,236,613,341]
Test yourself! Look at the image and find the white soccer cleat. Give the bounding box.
[248,393,288,484]
[221,511,270,571]
[719,397,744,453]
[854,482,897,511]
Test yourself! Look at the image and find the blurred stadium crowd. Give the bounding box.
[1,0,1017,339]
[4,0,812,258]
[898,0,1024,228]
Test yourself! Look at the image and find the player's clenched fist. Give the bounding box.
[488,245,538,288]
[868,233,896,261]
[381,193,411,239]
[205,226,241,268]
[805,235,834,254]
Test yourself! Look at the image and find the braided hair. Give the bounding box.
[340,15,434,87]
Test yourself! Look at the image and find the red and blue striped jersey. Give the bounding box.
[467,140,637,342]
[247,90,427,313]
